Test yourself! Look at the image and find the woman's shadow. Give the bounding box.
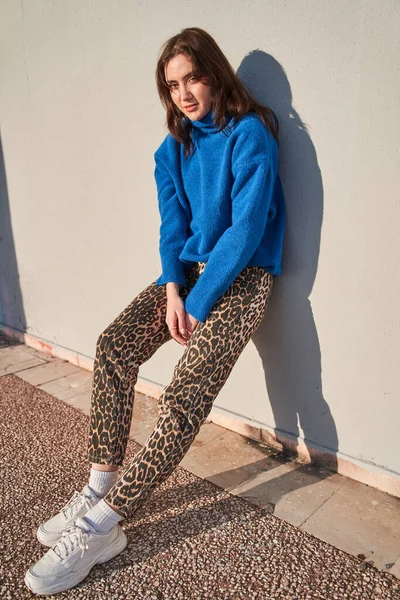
[224,50,339,503]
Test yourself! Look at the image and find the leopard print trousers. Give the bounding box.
[87,261,274,520]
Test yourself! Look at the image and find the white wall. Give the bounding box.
[1,0,399,480]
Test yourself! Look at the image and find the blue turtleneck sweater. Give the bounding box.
[154,109,286,323]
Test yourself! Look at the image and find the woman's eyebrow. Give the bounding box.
[166,71,194,84]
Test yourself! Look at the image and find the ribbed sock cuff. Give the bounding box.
[88,468,119,497]
[83,498,125,532]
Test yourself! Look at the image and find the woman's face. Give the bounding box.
[165,53,213,121]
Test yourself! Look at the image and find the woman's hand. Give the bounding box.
[185,311,199,336]
[166,295,199,347]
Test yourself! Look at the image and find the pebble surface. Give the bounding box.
[1,373,399,599]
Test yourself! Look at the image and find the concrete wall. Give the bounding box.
[1,1,399,482]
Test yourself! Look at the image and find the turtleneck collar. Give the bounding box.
[186,109,235,134]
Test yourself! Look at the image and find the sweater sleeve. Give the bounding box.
[154,153,189,288]
[184,126,277,322]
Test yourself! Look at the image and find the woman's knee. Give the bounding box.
[94,329,127,369]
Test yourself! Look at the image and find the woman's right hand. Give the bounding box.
[166,294,191,347]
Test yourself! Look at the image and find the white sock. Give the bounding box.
[88,467,119,498]
[82,498,124,533]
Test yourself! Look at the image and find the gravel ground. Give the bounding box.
[1,373,399,600]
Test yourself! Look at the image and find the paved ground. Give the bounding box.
[1,367,400,598]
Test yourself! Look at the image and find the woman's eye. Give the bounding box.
[168,77,197,90]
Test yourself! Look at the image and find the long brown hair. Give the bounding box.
[155,27,279,158]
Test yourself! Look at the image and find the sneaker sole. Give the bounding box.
[25,529,128,595]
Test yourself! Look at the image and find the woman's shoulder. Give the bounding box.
[231,111,274,141]
[154,132,179,163]
[229,111,277,162]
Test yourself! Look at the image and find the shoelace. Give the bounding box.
[53,523,90,560]
[62,490,92,519]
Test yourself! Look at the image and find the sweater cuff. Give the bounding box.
[155,262,187,288]
[184,293,210,324]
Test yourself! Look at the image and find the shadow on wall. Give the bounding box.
[0,133,27,337]
[238,51,339,477]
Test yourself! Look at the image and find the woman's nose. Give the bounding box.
[179,84,192,101]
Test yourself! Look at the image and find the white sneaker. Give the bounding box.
[25,516,127,596]
[36,485,102,547]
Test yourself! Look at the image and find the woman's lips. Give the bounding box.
[185,104,198,112]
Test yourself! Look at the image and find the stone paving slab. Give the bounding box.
[229,460,346,525]
[2,373,399,599]
[180,428,289,491]
[60,389,92,416]
[390,556,400,579]
[38,369,93,400]
[14,357,83,386]
[0,344,50,376]
[300,478,400,571]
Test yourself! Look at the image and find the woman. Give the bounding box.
[25,27,286,595]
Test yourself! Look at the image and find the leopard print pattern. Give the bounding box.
[87,262,274,519]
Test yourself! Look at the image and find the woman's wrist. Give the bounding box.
[166,282,181,297]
